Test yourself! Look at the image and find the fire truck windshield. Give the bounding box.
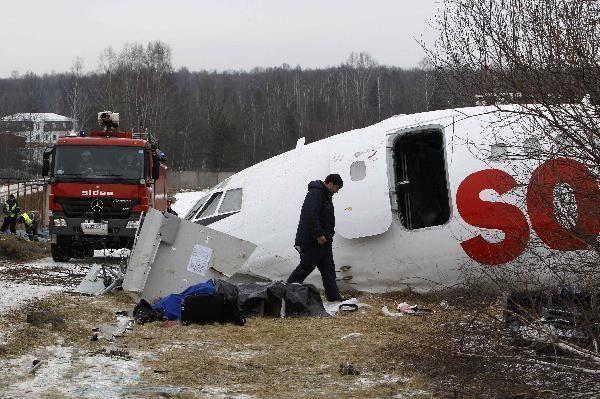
[53,146,145,181]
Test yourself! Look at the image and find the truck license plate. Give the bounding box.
[81,222,108,235]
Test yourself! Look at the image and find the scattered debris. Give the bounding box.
[396,302,416,314]
[438,300,449,310]
[324,297,369,316]
[133,299,164,324]
[382,302,436,317]
[382,306,403,317]
[29,359,42,374]
[74,263,124,295]
[94,315,133,341]
[339,361,360,375]
[504,289,600,349]
[341,332,362,340]
[123,209,257,303]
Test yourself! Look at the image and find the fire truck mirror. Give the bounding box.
[152,154,160,180]
[42,151,51,177]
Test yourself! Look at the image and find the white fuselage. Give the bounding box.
[184,106,598,292]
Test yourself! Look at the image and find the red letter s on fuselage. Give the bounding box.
[456,169,530,265]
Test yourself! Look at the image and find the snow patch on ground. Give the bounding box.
[353,374,406,388]
[0,345,153,398]
[93,248,130,258]
[173,190,208,217]
[0,281,61,315]
[7,257,90,273]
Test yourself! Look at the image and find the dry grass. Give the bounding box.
[128,297,433,398]
[0,291,132,358]
[0,234,49,262]
[1,288,596,398]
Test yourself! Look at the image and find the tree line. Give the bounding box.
[0,45,462,172]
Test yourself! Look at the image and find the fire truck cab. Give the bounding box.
[43,111,168,262]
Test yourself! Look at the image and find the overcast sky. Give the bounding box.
[0,0,441,77]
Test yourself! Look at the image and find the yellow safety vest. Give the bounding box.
[21,212,33,226]
[3,202,18,218]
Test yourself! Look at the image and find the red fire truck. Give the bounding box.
[42,111,168,261]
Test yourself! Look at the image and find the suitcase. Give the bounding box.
[181,293,245,326]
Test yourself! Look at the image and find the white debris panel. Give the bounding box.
[123,209,257,302]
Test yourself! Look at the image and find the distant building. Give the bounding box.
[0,113,77,167]
[0,113,77,145]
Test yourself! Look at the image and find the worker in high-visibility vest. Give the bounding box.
[17,211,39,240]
[1,194,21,234]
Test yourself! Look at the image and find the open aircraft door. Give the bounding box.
[330,137,392,239]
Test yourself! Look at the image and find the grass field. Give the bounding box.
[1,283,595,398]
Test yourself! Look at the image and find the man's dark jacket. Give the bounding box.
[295,180,335,246]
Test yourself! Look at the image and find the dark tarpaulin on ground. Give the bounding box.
[134,279,328,324]
[215,280,330,317]
[229,280,329,318]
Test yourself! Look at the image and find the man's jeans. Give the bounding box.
[287,244,341,302]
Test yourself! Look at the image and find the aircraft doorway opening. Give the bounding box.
[393,129,450,230]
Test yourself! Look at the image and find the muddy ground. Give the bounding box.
[0,257,597,399]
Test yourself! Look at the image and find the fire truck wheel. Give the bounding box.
[51,243,71,262]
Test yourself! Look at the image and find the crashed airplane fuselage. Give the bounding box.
[184,106,599,292]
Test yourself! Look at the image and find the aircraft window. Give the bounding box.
[196,192,223,219]
[350,161,366,181]
[219,188,243,213]
[185,194,210,220]
[489,143,509,161]
[393,129,450,230]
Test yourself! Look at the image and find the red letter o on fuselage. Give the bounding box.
[527,158,600,251]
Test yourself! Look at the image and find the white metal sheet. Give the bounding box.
[123,209,257,302]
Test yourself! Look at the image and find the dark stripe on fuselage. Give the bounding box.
[193,211,239,226]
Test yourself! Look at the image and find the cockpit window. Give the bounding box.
[219,188,243,213]
[196,192,223,219]
[185,194,210,220]
[188,188,244,225]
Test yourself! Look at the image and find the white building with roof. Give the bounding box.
[0,113,77,145]
[0,113,78,166]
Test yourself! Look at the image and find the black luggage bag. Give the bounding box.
[181,293,245,326]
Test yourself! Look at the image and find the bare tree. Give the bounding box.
[343,52,378,126]
[431,0,600,374]
[98,41,173,136]
[417,57,437,111]
[63,57,90,130]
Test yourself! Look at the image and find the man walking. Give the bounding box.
[1,194,21,234]
[287,174,344,302]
